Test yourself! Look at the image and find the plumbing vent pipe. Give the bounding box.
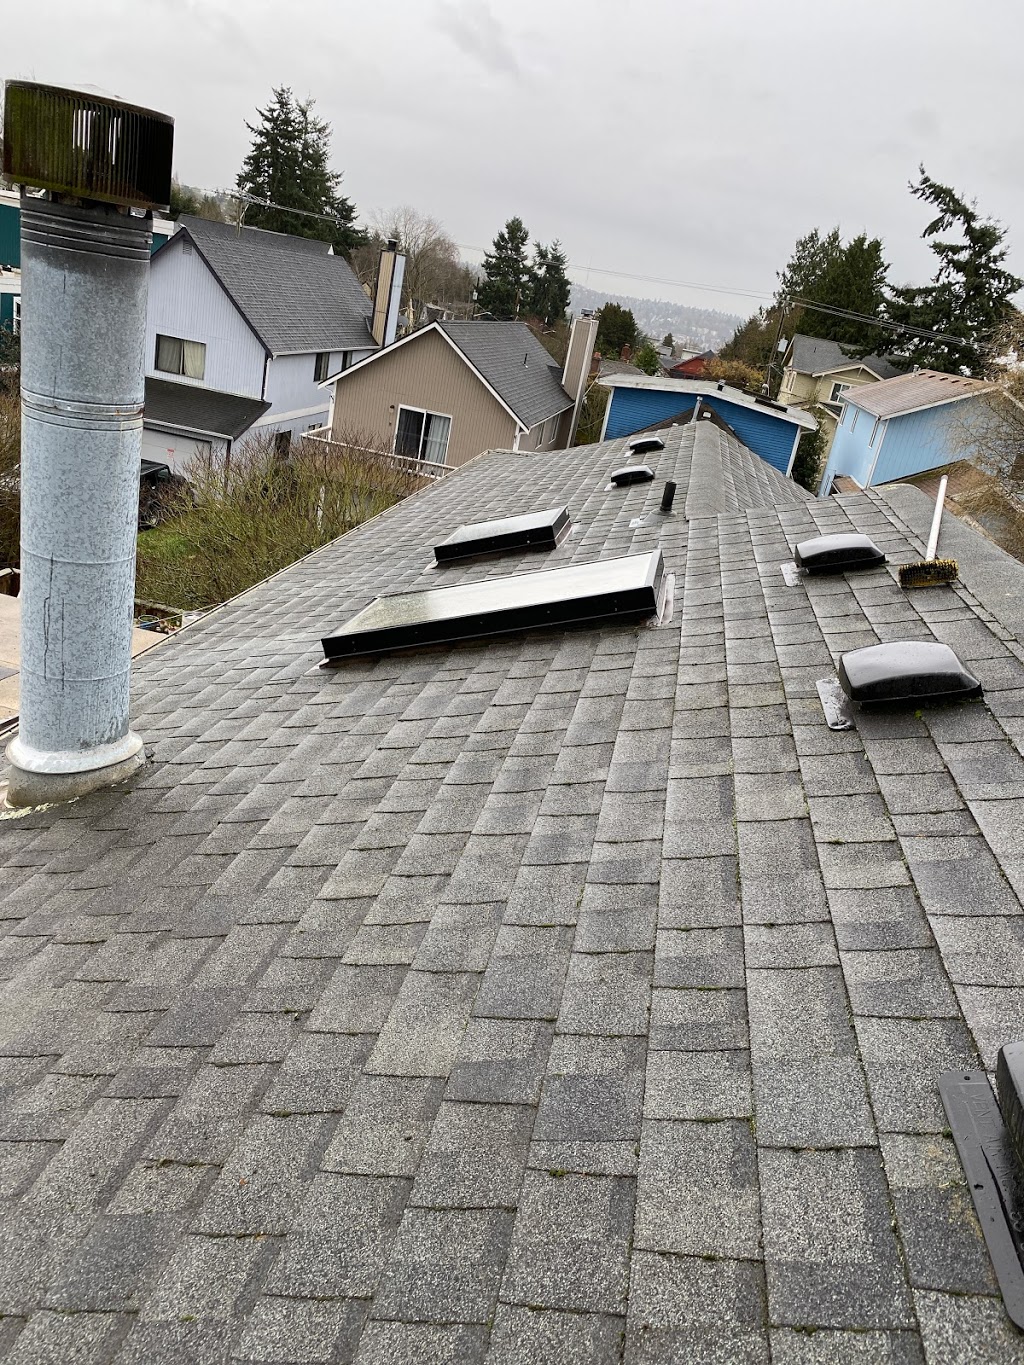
[2,81,173,806]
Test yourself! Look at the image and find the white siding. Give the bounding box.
[146,240,266,399]
[260,349,376,437]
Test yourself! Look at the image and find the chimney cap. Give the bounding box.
[386,238,399,251]
[2,80,174,210]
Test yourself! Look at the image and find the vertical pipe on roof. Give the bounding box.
[5,196,151,805]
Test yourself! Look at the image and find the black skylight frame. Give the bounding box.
[610,464,655,486]
[434,506,570,564]
[322,548,665,661]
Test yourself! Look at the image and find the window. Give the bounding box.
[314,351,330,383]
[155,334,206,379]
[869,418,881,447]
[538,413,559,447]
[830,381,851,403]
[340,351,352,372]
[850,408,859,433]
[12,296,20,336]
[395,406,451,464]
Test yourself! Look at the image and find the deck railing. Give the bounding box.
[303,429,452,482]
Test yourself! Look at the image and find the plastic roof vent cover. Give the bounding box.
[795,533,886,575]
[627,436,665,454]
[610,465,655,487]
[838,640,982,704]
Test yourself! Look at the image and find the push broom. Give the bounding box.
[898,474,958,588]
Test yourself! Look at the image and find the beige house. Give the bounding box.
[319,315,599,470]
[778,334,902,456]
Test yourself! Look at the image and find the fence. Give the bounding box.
[303,428,452,482]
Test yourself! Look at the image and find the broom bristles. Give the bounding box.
[898,557,959,589]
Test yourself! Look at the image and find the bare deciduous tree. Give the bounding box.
[350,206,476,324]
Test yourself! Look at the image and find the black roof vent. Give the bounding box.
[839,641,982,704]
[610,464,655,487]
[434,506,569,564]
[3,81,174,210]
[795,533,887,575]
[627,435,665,454]
[323,549,664,661]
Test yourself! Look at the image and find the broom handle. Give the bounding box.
[925,476,948,563]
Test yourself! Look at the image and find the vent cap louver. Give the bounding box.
[627,435,665,454]
[323,549,665,660]
[434,506,569,564]
[795,533,886,575]
[610,464,655,487]
[839,641,982,704]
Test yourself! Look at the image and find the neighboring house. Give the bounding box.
[0,268,19,338]
[599,372,817,476]
[320,312,599,470]
[778,334,902,457]
[141,377,271,472]
[818,368,996,497]
[663,349,714,380]
[145,217,402,466]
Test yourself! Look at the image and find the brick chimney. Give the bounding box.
[561,310,600,446]
[620,344,632,363]
[371,239,406,348]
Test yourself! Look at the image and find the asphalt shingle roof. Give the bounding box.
[2,419,1024,1361]
[177,215,375,356]
[789,333,902,381]
[439,321,572,430]
[144,376,271,441]
[846,368,994,419]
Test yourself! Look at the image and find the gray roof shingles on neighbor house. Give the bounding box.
[789,334,903,382]
[144,377,271,442]
[177,215,375,356]
[439,320,573,430]
[2,420,1024,1361]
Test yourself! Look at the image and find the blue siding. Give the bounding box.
[604,387,800,473]
[820,395,982,496]
[605,388,696,438]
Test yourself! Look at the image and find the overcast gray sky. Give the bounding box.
[7,0,1023,320]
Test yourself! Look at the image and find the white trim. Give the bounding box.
[394,402,453,466]
[598,372,817,431]
[319,322,529,433]
[252,403,329,426]
[598,388,612,441]
[812,362,892,382]
[785,424,802,479]
[864,418,889,487]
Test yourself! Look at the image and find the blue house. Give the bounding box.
[819,369,997,497]
[599,373,816,476]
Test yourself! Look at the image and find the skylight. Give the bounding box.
[322,549,665,660]
[434,506,570,564]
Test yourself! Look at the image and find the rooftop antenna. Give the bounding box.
[2,81,173,806]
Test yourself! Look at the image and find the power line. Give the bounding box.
[200,189,978,350]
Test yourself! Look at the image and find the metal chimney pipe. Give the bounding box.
[2,83,173,806]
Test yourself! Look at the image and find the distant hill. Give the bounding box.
[570,283,742,353]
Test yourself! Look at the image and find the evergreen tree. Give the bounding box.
[633,340,662,376]
[720,309,779,374]
[776,227,889,353]
[596,302,639,356]
[662,333,674,348]
[476,217,532,319]
[884,167,1023,375]
[528,240,571,326]
[236,87,363,255]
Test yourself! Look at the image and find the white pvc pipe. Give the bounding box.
[925,475,948,563]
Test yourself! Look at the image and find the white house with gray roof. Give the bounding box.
[143,217,399,472]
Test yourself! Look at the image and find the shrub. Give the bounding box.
[135,429,424,609]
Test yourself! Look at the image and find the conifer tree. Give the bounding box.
[884,167,1022,374]
[476,217,532,319]
[528,240,571,327]
[236,87,363,254]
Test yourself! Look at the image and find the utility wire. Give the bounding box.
[204,188,977,351]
